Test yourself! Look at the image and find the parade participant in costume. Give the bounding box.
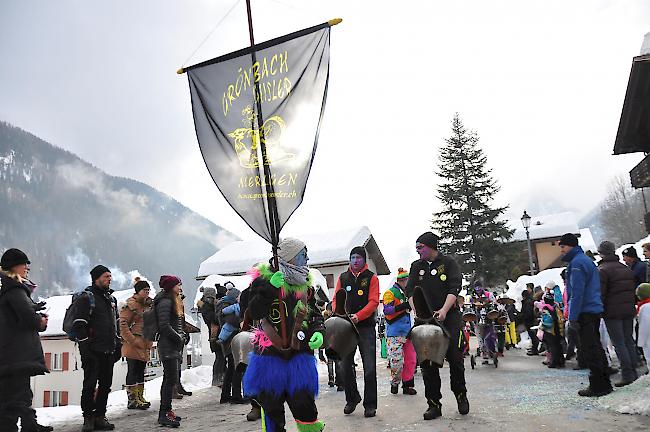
[332,247,380,418]
[406,232,469,420]
[119,278,154,410]
[243,238,326,432]
[472,281,498,362]
[382,268,417,396]
[560,233,612,396]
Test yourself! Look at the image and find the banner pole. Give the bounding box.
[245,0,281,267]
[246,0,287,348]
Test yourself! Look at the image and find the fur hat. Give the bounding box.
[90,265,111,283]
[0,248,30,270]
[545,280,556,289]
[277,238,307,262]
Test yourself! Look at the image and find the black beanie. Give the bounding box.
[558,233,578,247]
[91,265,111,283]
[0,248,30,270]
[350,246,367,261]
[134,279,150,293]
[622,246,638,259]
[417,232,439,250]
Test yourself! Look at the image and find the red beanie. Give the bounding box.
[159,275,181,291]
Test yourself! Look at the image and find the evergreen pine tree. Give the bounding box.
[432,114,515,285]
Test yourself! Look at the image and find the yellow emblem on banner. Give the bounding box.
[228,106,294,168]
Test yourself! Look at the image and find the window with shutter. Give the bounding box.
[44,353,52,372]
[62,352,69,371]
[61,391,69,406]
[43,391,50,407]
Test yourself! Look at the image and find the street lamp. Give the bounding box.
[521,210,535,276]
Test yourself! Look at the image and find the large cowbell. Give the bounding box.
[231,331,254,366]
[409,323,449,368]
[324,316,358,359]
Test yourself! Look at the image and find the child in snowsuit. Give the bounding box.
[637,283,650,363]
[217,287,241,344]
[539,291,565,368]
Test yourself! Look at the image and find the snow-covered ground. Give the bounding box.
[599,374,650,416]
[35,365,213,425]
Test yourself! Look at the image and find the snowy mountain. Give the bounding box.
[0,121,237,299]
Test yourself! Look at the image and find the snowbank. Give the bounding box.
[599,374,650,416]
[504,267,565,306]
[36,365,212,425]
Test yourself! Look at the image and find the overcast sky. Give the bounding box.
[1,0,649,271]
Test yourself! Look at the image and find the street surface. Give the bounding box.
[55,342,650,431]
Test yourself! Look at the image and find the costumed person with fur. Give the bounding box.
[243,238,325,432]
[382,268,417,396]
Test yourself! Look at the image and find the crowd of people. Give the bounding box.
[1,230,649,431]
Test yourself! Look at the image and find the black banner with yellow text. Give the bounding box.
[187,23,330,244]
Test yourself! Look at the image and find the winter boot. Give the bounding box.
[391,384,399,394]
[455,392,470,415]
[136,383,151,409]
[172,384,184,400]
[423,399,442,420]
[246,405,262,421]
[177,383,192,396]
[402,379,417,395]
[82,415,94,432]
[93,416,115,431]
[126,385,138,409]
[158,410,180,428]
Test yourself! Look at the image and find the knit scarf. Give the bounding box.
[279,258,309,286]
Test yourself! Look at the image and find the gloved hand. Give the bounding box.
[308,332,324,350]
[569,321,580,333]
[270,271,285,289]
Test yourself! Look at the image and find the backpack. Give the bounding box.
[62,289,95,341]
[142,304,159,342]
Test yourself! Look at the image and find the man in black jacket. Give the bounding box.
[406,232,469,421]
[0,248,51,432]
[521,289,541,355]
[73,265,120,432]
[598,241,639,386]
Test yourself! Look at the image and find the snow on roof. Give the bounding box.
[579,228,597,253]
[192,268,330,307]
[509,212,580,242]
[37,286,196,337]
[39,289,147,337]
[198,226,382,277]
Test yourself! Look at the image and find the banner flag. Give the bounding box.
[186,23,331,244]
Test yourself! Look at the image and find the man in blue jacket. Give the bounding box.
[560,233,612,396]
